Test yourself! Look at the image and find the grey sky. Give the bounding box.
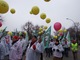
[1,0,80,33]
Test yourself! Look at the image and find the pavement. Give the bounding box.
[43,46,80,60]
[3,46,80,60]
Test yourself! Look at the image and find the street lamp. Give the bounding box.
[66,18,76,40]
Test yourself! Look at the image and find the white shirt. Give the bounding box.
[49,41,54,48]
[52,44,64,58]
[19,38,28,53]
[26,41,43,60]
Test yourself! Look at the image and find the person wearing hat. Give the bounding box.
[9,36,23,60]
[71,40,78,60]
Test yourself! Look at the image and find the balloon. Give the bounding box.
[41,31,43,34]
[31,6,40,15]
[59,33,63,36]
[7,31,12,36]
[30,11,33,14]
[58,29,63,32]
[24,31,27,35]
[0,0,9,14]
[0,29,2,32]
[44,0,51,2]
[53,36,57,39]
[58,34,60,36]
[44,26,47,29]
[10,8,15,14]
[40,13,46,19]
[64,29,67,32]
[39,28,43,31]
[38,32,41,35]
[0,22,2,27]
[46,18,51,23]
[54,22,62,31]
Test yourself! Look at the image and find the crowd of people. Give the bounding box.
[0,31,79,60]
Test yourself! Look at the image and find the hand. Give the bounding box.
[56,49,59,52]
[33,45,36,50]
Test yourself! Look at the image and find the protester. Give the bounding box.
[44,36,49,57]
[52,39,64,60]
[9,36,23,60]
[71,40,78,60]
[0,42,5,60]
[19,34,28,56]
[26,36,44,60]
[0,33,12,60]
[38,36,44,60]
[48,39,54,57]
[62,38,70,57]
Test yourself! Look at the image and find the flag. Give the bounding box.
[66,31,71,47]
[44,26,51,35]
[42,26,51,49]
[58,32,66,44]
[66,31,71,41]
[0,27,7,40]
[2,27,7,33]
[15,28,18,35]
[61,32,66,41]
[25,32,29,41]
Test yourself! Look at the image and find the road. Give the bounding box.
[4,47,80,60]
[43,47,80,60]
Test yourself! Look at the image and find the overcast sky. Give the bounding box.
[1,0,80,33]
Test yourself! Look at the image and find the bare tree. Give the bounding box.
[22,21,34,40]
[22,22,42,40]
[67,22,80,43]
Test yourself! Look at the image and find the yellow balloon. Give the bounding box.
[0,29,2,32]
[44,26,48,29]
[53,36,57,39]
[7,31,12,36]
[39,28,43,31]
[30,11,33,14]
[46,18,51,23]
[0,0,9,14]
[58,34,60,36]
[64,29,67,32]
[58,29,63,32]
[41,31,43,34]
[40,13,46,20]
[44,0,50,2]
[10,8,15,14]
[24,31,27,35]
[31,6,40,15]
[38,32,41,34]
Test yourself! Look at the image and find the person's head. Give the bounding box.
[31,35,37,43]
[19,34,24,40]
[50,39,53,42]
[12,36,19,42]
[55,39,59,45]
[72,40,76,44]
[65,38,67,41]
[38,36,42,43]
